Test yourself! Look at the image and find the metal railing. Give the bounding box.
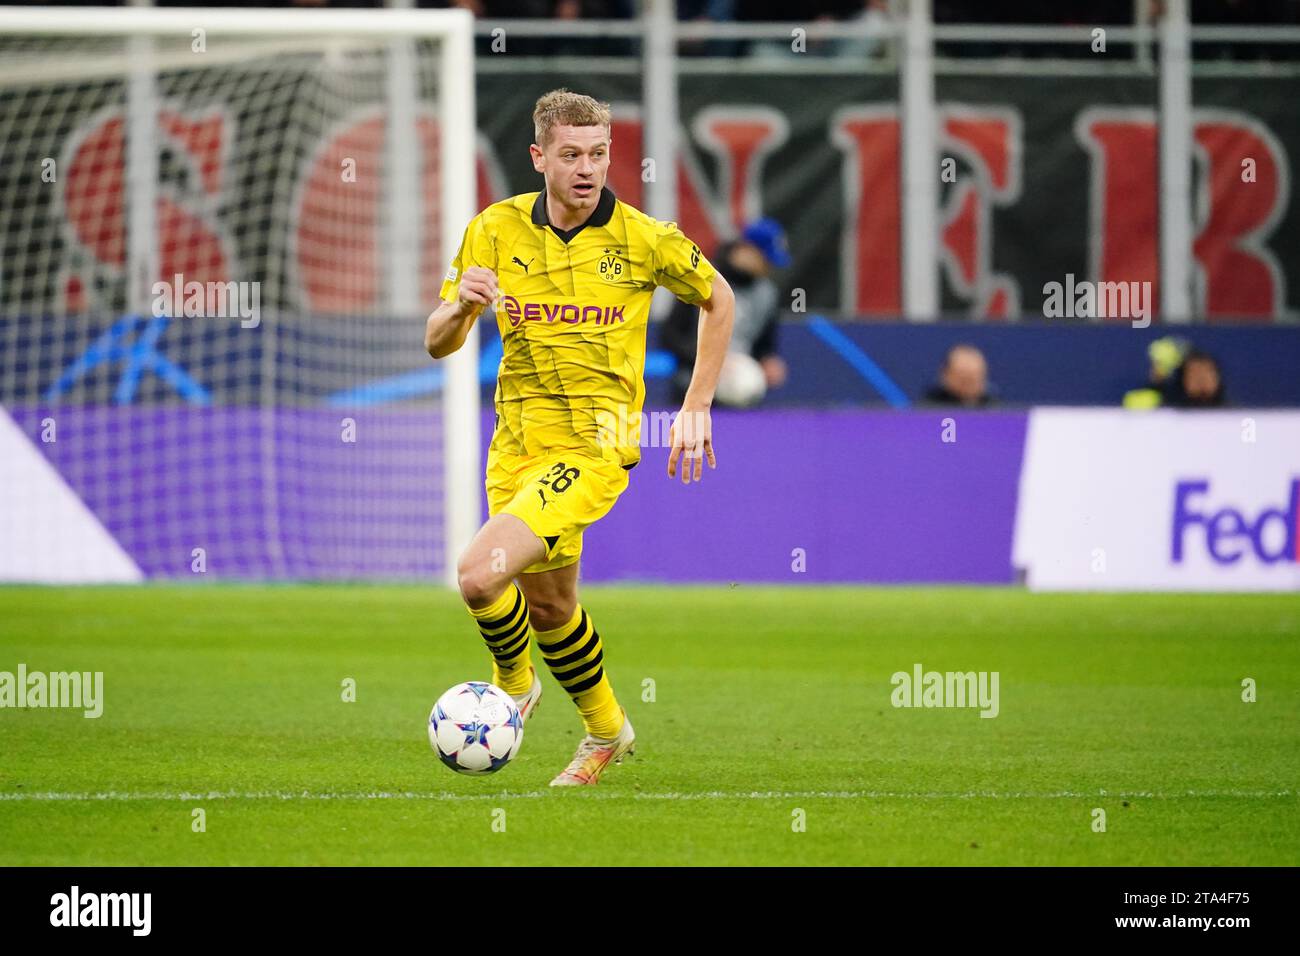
[459,2,1296,323]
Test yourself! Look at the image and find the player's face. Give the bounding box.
[534,125,610,213]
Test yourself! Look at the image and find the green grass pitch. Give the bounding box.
[0,585,1296,866]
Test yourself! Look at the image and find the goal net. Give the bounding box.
[0,7,479,584]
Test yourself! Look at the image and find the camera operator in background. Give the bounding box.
[661,218,790,408]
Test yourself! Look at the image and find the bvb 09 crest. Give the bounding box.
[598,247,628,282]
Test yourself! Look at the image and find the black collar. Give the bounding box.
[531,185,616,243]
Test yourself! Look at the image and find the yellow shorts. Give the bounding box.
[485,450,631,574]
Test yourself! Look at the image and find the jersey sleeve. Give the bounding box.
[651,221,718,306]
[439,212,496,303]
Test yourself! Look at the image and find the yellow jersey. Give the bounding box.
[439,186,718,470]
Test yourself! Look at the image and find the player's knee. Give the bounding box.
[457,555,504,608]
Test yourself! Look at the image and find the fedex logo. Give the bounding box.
[1172,479,1299,565]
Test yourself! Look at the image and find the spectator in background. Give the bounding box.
[738,1,892,60]
[924,343,993,407]
[434,0,635,56]
[834,0,893,60]
[1122,338,1228,409]
[1166,349,1228,408]
[660,217,791,407]
[677,0,743,59]
[550,0,637,56]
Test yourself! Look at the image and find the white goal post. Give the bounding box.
[0,6,480,586]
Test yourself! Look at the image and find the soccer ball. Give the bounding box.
[428,681,524,775]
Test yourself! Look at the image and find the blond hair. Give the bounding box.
[533,89,612,150]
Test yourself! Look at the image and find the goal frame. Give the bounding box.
[0,6,481,588]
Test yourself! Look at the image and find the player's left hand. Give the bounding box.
[667,406,715,484]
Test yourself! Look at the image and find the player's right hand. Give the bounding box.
[458,266,499,312]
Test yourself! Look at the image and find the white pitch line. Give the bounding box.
[0,789,1293,803]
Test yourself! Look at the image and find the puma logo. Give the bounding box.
[537,487,548,509]
[512,255,534,274]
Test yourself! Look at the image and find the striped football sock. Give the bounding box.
[466,581,534,697]
[533,605,623,739]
